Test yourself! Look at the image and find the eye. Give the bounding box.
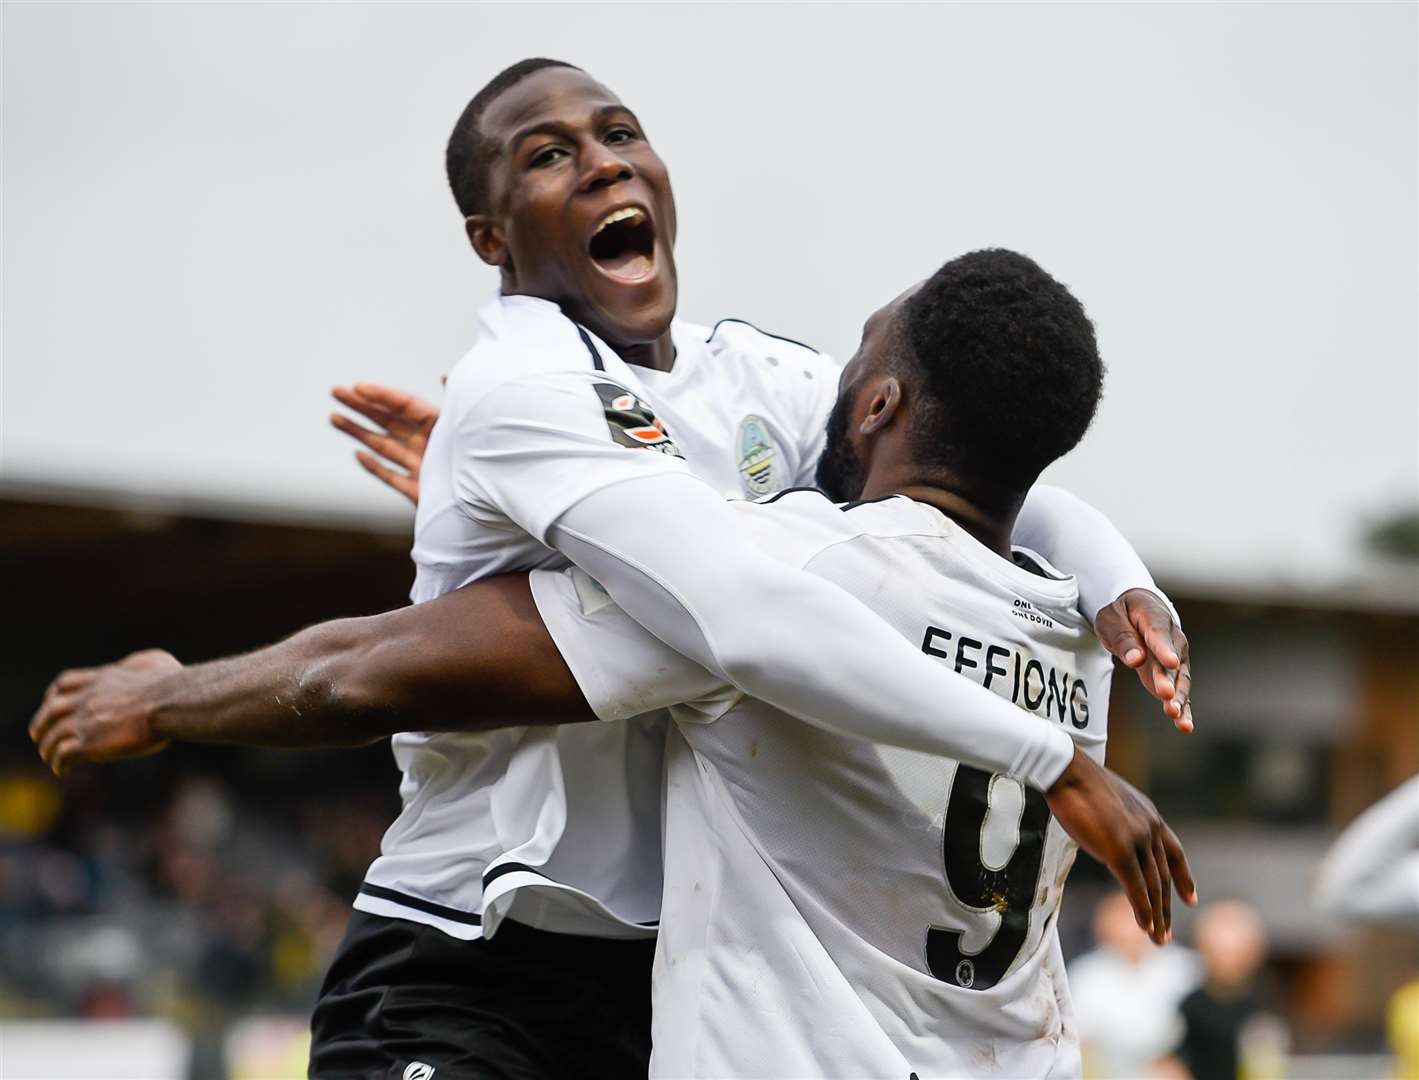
[529,145,568,168]
[605,127,638,146]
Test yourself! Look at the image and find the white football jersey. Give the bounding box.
[531,490,1115,1078]
[355,294,837,940]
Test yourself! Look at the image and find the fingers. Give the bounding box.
[29,699,58,746]
[355,452,418,505]
[1172,627,1193,733]
[55,668,97,693]
[29,675,88,744]
[1096,601,1146,668]
[1153,827,1173,941]
[1128,597,1181,671]
[348,382,434,423]
[1114,629,1146,669]
[1117,854,1155,943]
[1142,657,1178,705]
[38,722,78,775]
[1140,835,1165,944]
[327,383,400,425]
[1162,824,1198,906]
[50,737,82,776]
[1147,625,1192,731]
[1172,660,1193,733]
[330,414,421,470]
[331,385,397,428]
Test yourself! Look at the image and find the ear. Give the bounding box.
[466,215,509,268]
[860,376,903,435]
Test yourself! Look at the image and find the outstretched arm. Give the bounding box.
[29,574,596,769]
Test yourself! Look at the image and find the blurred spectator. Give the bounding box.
[1069,891,1201,1078]
[1314,774,1419,929]
[0,761,380,1040]
[1315,775,1419,1078]
[1389,978,1419,1080]
[1170,900,1279,1080]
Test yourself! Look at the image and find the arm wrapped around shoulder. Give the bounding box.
[548,471,1077,792]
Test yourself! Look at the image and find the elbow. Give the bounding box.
[292,619,396,745]
[716,648,772,696]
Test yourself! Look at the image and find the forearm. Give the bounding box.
[549,475,1076,791]
[150,576,593,747]
[148,619,391,748]
[1016,484,1177,622]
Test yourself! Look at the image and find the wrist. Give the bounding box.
[1094,586,1180,631]
[1045,743,1086,796]
[145,670,189,741]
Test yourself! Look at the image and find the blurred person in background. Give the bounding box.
[1315,775,1419,1079]
[1315,774,1419,930]
[1069,890,1200,1077]
[1166,900,1277,1080]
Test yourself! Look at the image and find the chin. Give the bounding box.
[585,279,676,347]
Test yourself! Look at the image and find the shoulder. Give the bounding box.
[702,316,821,358]
[446,296,608,407]
[739,492,957,547]
[690,317,840,440]
[727,488,868,567]
[725,490,961,568]
[697,317,838,378]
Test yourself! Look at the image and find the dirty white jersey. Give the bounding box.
[531,490,1115,1078]
[355,293,837,940]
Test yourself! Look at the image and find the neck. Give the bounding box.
[856,463,1026,559]
[499,283,677,372]
[614,333,676,372]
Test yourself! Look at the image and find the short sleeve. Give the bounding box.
[450,369,692,542]
[529,566,737,722]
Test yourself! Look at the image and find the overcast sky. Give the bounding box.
[3,2,1415,590]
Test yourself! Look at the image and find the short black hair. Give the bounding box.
[446,58,582,219]
[901,248,1104,493]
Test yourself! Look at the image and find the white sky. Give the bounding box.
[3,2,1416,590]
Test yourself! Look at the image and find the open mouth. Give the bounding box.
[588,207,656,283]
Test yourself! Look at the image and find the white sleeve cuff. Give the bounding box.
[1010,724,1077,792]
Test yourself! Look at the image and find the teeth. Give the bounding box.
[594,207,644,235]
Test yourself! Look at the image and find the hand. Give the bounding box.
[1095,589,1193,732]
[1047,748,1196,945]
[330,383,441,507]
[28,650,181,775]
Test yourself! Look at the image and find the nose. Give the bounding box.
[579,140,634,193]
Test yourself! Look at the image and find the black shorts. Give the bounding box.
[308,910,655,1080]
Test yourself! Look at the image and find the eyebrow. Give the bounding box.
[507,105,641,155]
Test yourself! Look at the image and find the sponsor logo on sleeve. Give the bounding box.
[403,1063,435,1080]
[592,381,683,457]
[736,414,779,495]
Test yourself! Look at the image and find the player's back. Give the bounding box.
[654,491,1113,1079]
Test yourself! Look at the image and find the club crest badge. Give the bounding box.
[592,381,683,457]
[737,415,778,496]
